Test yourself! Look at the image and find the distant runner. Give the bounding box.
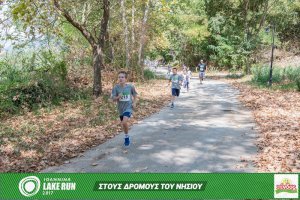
[169,67,183,108]
[182,70,190,92]
[198,60,207,84]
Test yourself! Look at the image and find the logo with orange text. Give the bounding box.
[274,174,298,198]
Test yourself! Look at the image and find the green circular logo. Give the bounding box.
[19,176,40,197]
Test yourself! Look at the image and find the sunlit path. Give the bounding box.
[43,78,257,173]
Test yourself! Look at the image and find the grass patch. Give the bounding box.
[251,65,300,91]
[143,69,156,80]
[225,73,245,79]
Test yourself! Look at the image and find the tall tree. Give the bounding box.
[121,0,130,68]
[53,0,110,97]
[138,0,151,72]
[241,0,269,73]
[203,0,271,69]
[131,0,135,45]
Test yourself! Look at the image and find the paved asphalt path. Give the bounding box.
[43,76,257,173]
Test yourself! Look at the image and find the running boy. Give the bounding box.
[183,70,190,92]
[187,67,192,78]
[198,60,207,84]
[169,67,183,108]
[111,71,138,146]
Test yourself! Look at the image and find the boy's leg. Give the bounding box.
[171,95,176,102]
[199,73,202,83]
[200,73,204,83]
[122,117,129,134]
[171,95,175,108]
[176,89,180,97]
[171,88,176,108]
[173,89,180,107]
[121,112,131,146]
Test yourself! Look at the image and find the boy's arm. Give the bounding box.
[179,75,183,85]
[131,85,138,109]
[112,87,121,102]
[132,95,138,109]
[113,95,121,102]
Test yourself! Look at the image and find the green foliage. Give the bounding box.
[203,0,266,69]
[146,0,300,70]
[251,65,300,91]
[3,0,300,101]
[143,69,156,80]
[251,66,282,83]
[283,66,300,81]
[296,78,300,91]
[147,0,208,67]
[284,67,300,91]
[0,51,86,118]
[271,1,300,48]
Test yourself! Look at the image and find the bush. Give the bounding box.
[284,66,300,81]
[0,51,83,118]
[251,65,300,90]
[251,66,284,84]
[296,78,300,91]
[144,69,156,80]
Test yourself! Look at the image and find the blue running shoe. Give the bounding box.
[124,137,130,146]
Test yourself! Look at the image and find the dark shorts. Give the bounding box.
[120,112,132,121]
[199,72,205,78]
[172,88,180,97]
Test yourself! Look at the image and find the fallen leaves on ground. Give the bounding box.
[222,76,300,172]
[0,78,170,172]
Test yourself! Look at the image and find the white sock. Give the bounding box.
[125,134,129,138]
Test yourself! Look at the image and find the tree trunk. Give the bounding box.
[256,0,269,35]
[243,0,269,74]
[121,0,130,68]
[105,28,114,64]
[244,0,251,74]
[245,57,251,74]
[93,45,102,97]
[93,0,109,97]
[131,0,135,45]
[54,0,110,97]
[131,0,138,76]
[131,0,136,65]
[108,38,115,63]
[138,0,150,78]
